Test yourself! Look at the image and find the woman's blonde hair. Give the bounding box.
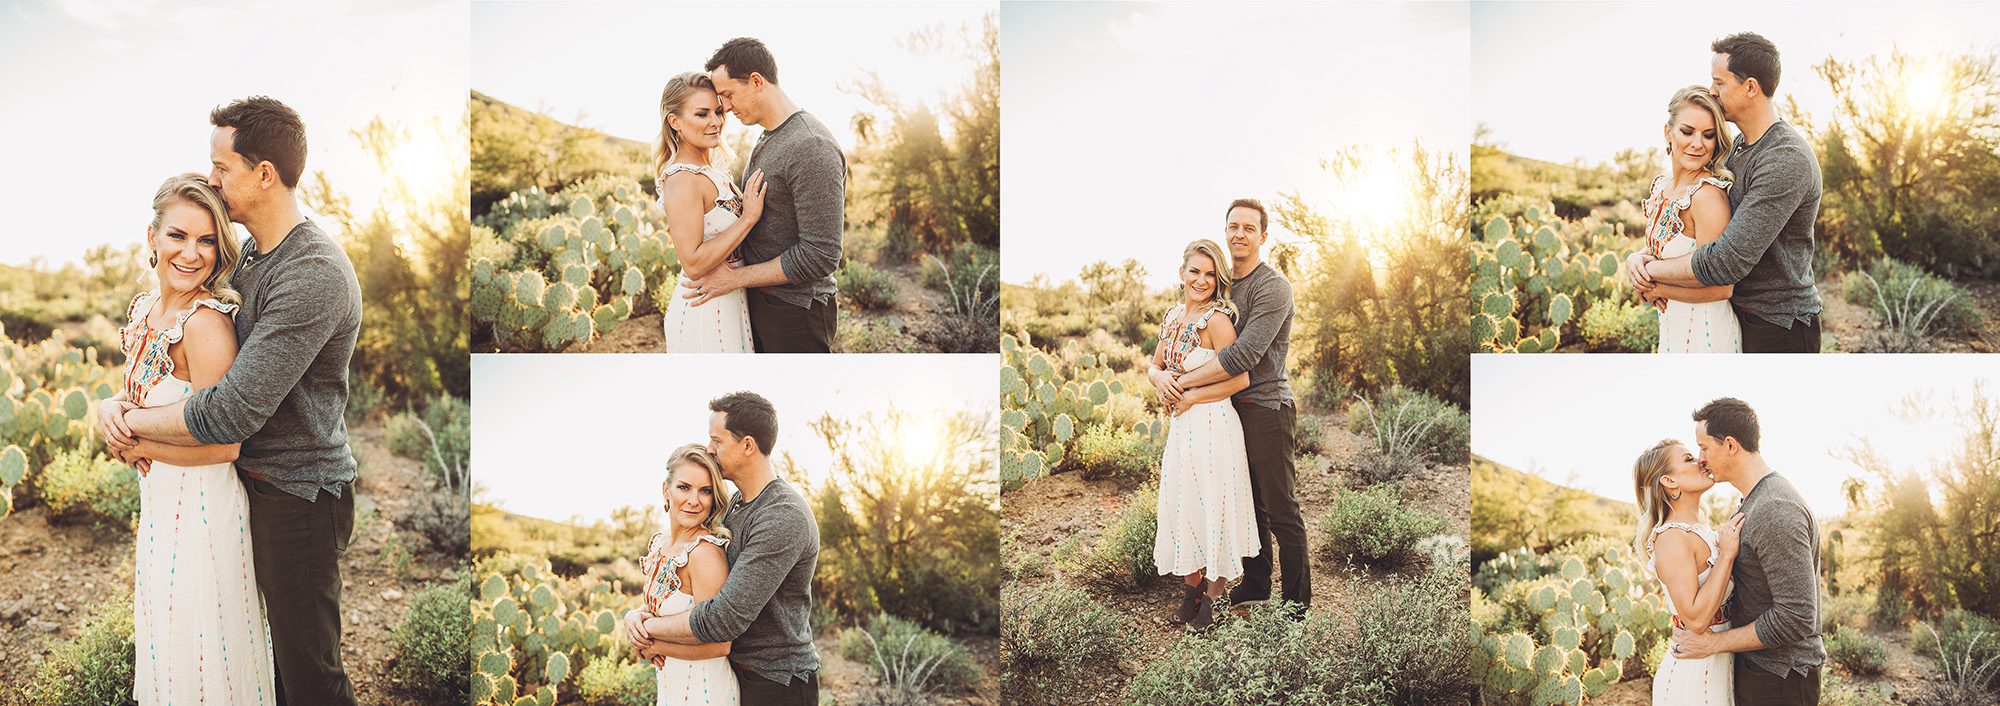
[1182,239,1237,318]
[1631,438,1686,557]
[664,443,732,540]
[1666,86,1734,181]
[653,71,724,180]
[148,173,241,306]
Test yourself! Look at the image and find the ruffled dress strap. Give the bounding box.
[661,534,728,596]
[658,163,739,209]
[1647,521,1718,567]
[119,290,157,357]
[1669,176,1733,212]
[160,297,239,344]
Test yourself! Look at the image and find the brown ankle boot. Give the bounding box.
[1171,580,1205,624]
[1188,594,1227,631]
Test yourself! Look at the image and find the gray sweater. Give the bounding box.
[1725,473,1826,677]
[690,476,821,684]
[185,220,360,501]
[1217,263,1294,409]
[1691,121,1823,328]
[739,111,845,309]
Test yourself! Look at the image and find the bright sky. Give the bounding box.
[0,0,469,265]
[471,354,997,525]
[1472,355,1997,522]
[1474,1,2000,165]
[1001,2,1471,283]
[471,1,991,152]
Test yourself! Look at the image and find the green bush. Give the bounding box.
[17,596,134,706]
[1825,625,1887,676]
[1578,299,1658,352]
[393,578,472,700]
[1000,582,1126,699]
[419,396,471,483]
[1340,562,1476,704]
[1841,258,1985,341]
[1322,483,1446,568]
[835,260,899,311]
[1058,484,1158,590]
[38,450,139,527]
[837,613,979,695]
[1921,610,2000,685]
[575,657,654,706]
[1346,386,1470,467]
[836,317,912,353]
[1072,422,1157,482]
[920,244,998,302]
[1125,602,1368,705]
[1823,590,1873,633]
[387,412,429,460]
[346,379,390,427]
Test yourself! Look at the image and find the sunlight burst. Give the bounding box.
[1329,159,1413,236]
[1899,61,1953,121]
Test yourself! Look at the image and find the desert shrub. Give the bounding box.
[1073,422,1157,482]
[16,596,134,706]
[1125,602,1364,705]
[418,395,471,484]
[38,450,139,527]
[1823,590,1873,633]
[387,412,429,460]
[1826,625,1887,676]
[1322,483,1446,568]
[1579,298,1659,352]
[1822,671,1895,706]
[835,260,899,311]
[1000,582,1125,699]
[1296,419,1328,456]
[394,577,472,700]
[575,657,653,706]
[1911,616,2000,704]
[837,317,913,353]
[837,613,979,695]
[1345,386,1468,484]
[917,250,1000,354]
[1841,258,1985,348]
[346,378,390,427]
[1339,561,1476,704]
[1058,484,1157,590]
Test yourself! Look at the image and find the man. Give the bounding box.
[686,37,846,353]
[1674,397,1826,705]
[1158,198,1308,611]
[1630,32,1824,353]
[641,392,822,705]
[107,96,363,705]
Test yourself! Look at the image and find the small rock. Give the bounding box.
[1,596,32,623]
[29,619,60,633]
[380,589,404,602]
[53,602,69,614]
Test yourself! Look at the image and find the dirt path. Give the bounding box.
[1000,411,1470,704]
[0,419,463,705]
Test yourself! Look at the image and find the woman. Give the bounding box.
[1638,86,1741,353]
[655,70,767,353]
[623,445,736,705]
[107,173,274,704]
[1632,439,1745,705]
[1148,239,1259,630]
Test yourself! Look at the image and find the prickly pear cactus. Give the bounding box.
[1472,536,1671,705]
[999,333,1152,490]
[470,555,636,705]
[0,331,124,516]
[1469,203,1636,353]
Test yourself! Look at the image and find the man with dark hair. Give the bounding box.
[636,391,822,705]
[1156,197,1308,613]
[108,95,362,705]
[688,37,846,353]
[1629,31,1824,353]
[1676,397,1826,705]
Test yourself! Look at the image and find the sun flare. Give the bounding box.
[1329,160,1413,236]
[1899,61,1953,121]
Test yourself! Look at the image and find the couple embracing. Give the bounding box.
[1625,32,1824,354]
[1634,398,1826,705]
[1145,199,1306,630]
[96,97,362,704]
[653,37,845,354]
[620,392,823,706]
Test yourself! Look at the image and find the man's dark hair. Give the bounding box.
[1692,397,1761,453]
[710,391,778,455]
[1711,32,1781,97]
[705,37,779,85]
[209,96,308,189]
[1226,198,1267,233]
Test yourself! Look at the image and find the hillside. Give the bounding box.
[469,90,653,214]
[1470,453,1633,563]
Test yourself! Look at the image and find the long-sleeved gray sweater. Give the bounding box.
[1725,472,1826,677]
[1217,263,1294,409]
[738,110,845,309]
[185,219,360,501]
[689,476,821,684]
[1690,121,1823,328]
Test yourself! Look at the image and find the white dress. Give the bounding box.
[641,533,738,706]
[657,163,754,353]
[120,291,276,706]
[1152,304,1261,581]
[1643,175,1742,353]
[1647,521,1734,706]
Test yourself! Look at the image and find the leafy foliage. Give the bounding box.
[1473,537,1674,706]
[999,582,1126,701]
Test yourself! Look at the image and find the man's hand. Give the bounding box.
[1148,368,1183,406]
[683,264,748,308]
[1626,251,1659,294]
[623,609,655,651]
[1671,625,1719,660]
[99,398,138,451]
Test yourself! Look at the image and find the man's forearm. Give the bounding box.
[1175,357,1229,388]
[125,401,198,445]
[1645,255,1704,287]
[736,258,791,288]
[1715,620,1767,654]
[646,611,702,645]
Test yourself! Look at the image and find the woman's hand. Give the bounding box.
[1148,368,1183,406]
[1716,513,1745,561]
[99,398,138,451]
[1626,251,1658,293]
[739,170,768,223]
[623,609,655,650]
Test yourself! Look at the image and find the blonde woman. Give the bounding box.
[1148,239,1259,631]
[655,71,768,353]
[1632,439,1745,705]
[1636,86,1741,353]
[623,445,737,705]
[106,173,274,704]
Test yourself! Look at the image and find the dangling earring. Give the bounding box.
[148,251,157,268]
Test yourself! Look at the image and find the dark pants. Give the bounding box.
[1232,401,1310,607]
[1737,308,1820,353]
[747,288,836,353]
[734,664,817,706]
[246,477,357,706]
[1734,659,1820,706]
